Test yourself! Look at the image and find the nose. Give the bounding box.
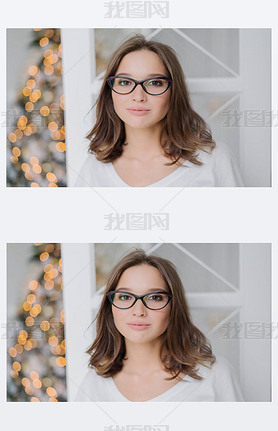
[131,299,147,316]
[131,84,147,102]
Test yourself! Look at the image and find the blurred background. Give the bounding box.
[7,243,66,401]
[7,242,271,402]
[7,28,271,187]
[7,29,66,187]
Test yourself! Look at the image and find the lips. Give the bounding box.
[128,108,150,111]
[127,322,151,330]
[127,108,150,115]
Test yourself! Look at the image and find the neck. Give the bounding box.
[123,338,164,375]
[123,124,164,161]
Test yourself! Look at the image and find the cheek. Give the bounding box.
[161,312,170,329]
[156,309,170,332]
[111,93,123,113]
[112,307,119,323]
[112,308,124,331]
[160,94,170,112]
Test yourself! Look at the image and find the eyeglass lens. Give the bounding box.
[111,292,170,309]
[111,77,169,95]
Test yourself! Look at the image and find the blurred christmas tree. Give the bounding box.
[7,243,67,402]
[7,29,66,187]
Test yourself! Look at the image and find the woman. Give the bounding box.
[76,250,244,401]
[76,34,243,187]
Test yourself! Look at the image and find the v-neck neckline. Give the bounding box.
[109,374,190,402]
[108,159,189,187]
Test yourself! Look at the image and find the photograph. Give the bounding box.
[3,8,276,431]
[6,28,271,187]
[7,243,271,402]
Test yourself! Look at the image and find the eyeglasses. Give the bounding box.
[106,76,173,95]
[106,290,173,310]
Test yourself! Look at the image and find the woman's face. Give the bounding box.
[111,50,171,132]
[111,264,171,346]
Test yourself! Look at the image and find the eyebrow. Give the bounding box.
[115,287,168,293]
[115,73,168,78]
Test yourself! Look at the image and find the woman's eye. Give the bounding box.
[146,79,163,87]
[118,294,132,301]
[147,294,163,301]
[118,79,132,86]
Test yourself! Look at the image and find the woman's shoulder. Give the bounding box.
[196,142,244,186]
[75,152,112,187]
[196,356,245,401]
[77,366,101,385]
[75,367,107,401]
[198,141,235,164]
[78,152,103,171]
[195,355,230,378]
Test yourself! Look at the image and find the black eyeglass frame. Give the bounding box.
[106,290,173,310]
[106,76,173,95]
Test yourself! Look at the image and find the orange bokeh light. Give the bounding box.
[48,122,58,132]
[27,294,36,304]
[22,377,30,387]
[8,133,17,143]
[29,280,39,291]
[46,387,57,397]
[26,79,36,89]
[23,87,31,97]
[56,142,66,152]
[30,371,39,380]
[21,163,30,172]
[25,316,34,327]
[44,65,54,76]
[32,164,42,174]
[48,336,58,346]
[39,37,49,47]
[12,147,21,157]
[46,172,57,183]
[25,102,34,112]
[24,340,33,350]
[9,347,17,358]
[56,356,66,367]
[28,65,39,76]
[15,129,23,139]
[33,379,42,389]
[40,321,50,331]
[40,106,50,117]
[40,252,49,262]
[13,361,21,372]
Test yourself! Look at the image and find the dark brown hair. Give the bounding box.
[86,34,215,166]
[87,249,216,381]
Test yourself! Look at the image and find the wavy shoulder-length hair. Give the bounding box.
[87,34,215,166]
[87,249,216,381]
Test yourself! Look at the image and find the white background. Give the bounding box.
[1,0,278,430]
